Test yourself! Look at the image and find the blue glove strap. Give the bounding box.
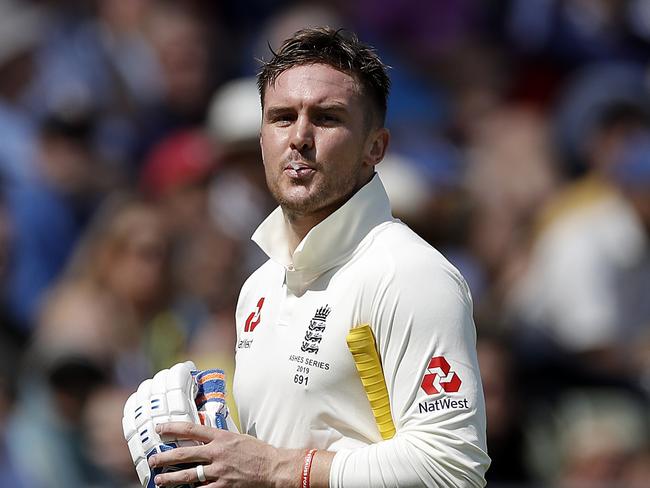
[192,369,228,429]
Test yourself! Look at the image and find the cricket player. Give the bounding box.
[145,27,490,487]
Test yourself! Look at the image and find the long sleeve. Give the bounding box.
[329,244,490,487]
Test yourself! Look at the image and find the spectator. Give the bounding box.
[41,194,176,383]
[464,105,560,325]
[5,105,109,332]
[553,390,648,488]
[507,78,650,369]
[28,0,163,170]
[0,0,46,183]
[139,128,217,237]
[5,341,108,488]
[137,0,222,161]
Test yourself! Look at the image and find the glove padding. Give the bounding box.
[122,361,236,488]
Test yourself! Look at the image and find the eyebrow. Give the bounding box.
[264,106,292,119]
[312,103,350,115]
[263,103,351,123]
[265,103,349,114]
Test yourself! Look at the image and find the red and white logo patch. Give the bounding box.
[244,297,265,332]
[420,356,462,395]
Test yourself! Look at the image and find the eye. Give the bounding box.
[277,114,294,123]
[315,113,341,125]
[266,110,295,126]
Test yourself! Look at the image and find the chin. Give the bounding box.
[278,193,324,214]
[276,186,316,207]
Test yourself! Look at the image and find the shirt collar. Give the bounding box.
[252,173,393,290]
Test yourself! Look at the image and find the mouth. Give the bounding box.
[283,161,316,180]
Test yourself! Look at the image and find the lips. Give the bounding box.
[284,161,316,179]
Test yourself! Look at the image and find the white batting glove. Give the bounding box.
[122,361,235,488]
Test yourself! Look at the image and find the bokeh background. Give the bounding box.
[0,0,649,486]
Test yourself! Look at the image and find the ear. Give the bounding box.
[363,128,390,168]
[259,131,265,164]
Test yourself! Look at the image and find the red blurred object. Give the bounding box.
[140,129,217,198]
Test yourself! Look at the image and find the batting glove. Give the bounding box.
[122,361,235,488]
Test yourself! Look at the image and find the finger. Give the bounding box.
[154,464,211,487]
[148,444,210,468]
[156,421,221,442]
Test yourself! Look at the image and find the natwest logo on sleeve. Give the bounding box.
[420,356,462,395]
[418,355,469,414]
[244,297,265,332]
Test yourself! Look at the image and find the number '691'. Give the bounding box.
[294,374,308,386]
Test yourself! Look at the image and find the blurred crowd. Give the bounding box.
[0,0,649,487]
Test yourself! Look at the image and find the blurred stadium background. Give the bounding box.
[0,0,649,486]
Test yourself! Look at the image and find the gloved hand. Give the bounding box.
[122,361,235,488]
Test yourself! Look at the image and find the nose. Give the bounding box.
[289,114,314,152]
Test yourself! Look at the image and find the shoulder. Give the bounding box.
[238,259,282,298]
[355,222,478,361]
[235,259,282,330]
[360,220,470,297]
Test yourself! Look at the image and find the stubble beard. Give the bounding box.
[267,165,362,222]
[270,176,333,220]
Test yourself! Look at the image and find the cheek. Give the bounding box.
[312,131,341,159]
[261,128,285,157]
[320,133,364,170]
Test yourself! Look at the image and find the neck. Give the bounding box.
[283,207,331,254]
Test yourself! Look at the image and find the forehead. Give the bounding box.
[263,63,361,108]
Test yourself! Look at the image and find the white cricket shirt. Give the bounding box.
[233,175,490,487]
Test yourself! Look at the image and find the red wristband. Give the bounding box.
[301,448,317,488]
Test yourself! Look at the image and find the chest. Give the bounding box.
[239,279,358,371]
[233,272,370,421]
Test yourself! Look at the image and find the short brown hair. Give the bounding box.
[257,27,390,126]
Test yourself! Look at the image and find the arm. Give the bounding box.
[328,256,490,487]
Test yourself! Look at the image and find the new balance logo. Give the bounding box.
[420,356,462,395]
[245,297,265,332]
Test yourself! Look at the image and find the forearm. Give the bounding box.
[273,448,334,488]
[329,431,489,488]
[311,450,335,487]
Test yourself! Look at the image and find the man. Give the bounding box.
[148,27,490,487]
